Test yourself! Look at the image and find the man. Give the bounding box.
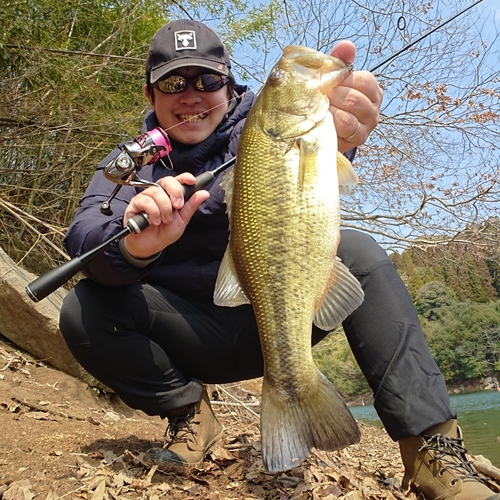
[59,19,500,500]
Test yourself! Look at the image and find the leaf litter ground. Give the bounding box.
[0,334,498,500]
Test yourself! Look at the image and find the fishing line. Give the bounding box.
[163,93,245,132]
[104,0,489,214]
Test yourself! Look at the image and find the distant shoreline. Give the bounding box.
[345,375,500,407]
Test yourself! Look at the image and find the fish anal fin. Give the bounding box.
[337,152,358,195]
[260,370,360,473]
[313,258,364,330]
[213,246,250,307]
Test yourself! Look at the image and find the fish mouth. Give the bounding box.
[177,113,208,123]
[283,45,352,88]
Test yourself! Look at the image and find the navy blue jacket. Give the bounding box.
[64,85,255,299]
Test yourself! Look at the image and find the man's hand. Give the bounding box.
[122,173,210,259]
[329,41,383,153]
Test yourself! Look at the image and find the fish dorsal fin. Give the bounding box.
[336,152,358,195]
[213,246,251,307]
[313,258,364,330]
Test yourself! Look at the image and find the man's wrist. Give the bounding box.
[118,239,161,268]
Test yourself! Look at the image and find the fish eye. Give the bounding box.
[269,69,286,84]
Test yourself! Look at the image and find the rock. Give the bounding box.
[0,245,98,387]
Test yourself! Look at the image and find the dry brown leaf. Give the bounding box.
[344,489,363,499]
[277,474,301,488]
[111,473,132,488]
[211,442,236,465]
[76,455,102,468]
[23,411,51,420]
[85,476,110,490]
[8,402,21,413]
[223,460,246,480]
[106,488,121,500]
[310,464,326,482]
[3,480,34,500]
[89,479,106,500]
[44,489,59,500]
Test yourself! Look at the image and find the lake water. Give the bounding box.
[349,390,500,467]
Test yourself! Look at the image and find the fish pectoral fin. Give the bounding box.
[313,258,365,330]
[213,246,251,307]
[337,152,358,195]
[219,167,234,221]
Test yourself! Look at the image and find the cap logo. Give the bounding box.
[174,30,197,51]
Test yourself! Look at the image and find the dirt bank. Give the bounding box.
[1,334,499,499]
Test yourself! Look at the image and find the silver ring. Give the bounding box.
[345,122,361,141]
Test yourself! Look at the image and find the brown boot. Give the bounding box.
[145,386,223,471]
[399,419,500,499]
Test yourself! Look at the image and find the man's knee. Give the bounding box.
[59,281,97,345]
[59,279,120,345]
[338,230,391,274]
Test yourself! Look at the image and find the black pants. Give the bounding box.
[59,229,455,441]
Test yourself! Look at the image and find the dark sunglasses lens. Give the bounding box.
[156,74,228,93]
[157,75,186,94]
[195,74,227,92]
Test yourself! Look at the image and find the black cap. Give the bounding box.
[146,19,232,84]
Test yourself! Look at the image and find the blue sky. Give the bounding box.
[477,0,500,36]
[204,0,500,245]
[481,0,500,23]
[228,0,499,91]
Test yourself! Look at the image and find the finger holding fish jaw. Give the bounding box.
[328,41,383,152]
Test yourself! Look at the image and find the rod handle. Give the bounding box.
[25,214,148,302]
[25,257,86,303]
[182,171,215,200]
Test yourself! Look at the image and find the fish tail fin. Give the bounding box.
[260,371,360,473]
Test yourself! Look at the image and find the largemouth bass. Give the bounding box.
[214,45,365,473]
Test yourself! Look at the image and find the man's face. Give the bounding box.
[145,67,230,145]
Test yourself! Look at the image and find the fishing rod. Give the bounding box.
[26,155,236,302]
[25,0,485,302]
[368,0,485,73]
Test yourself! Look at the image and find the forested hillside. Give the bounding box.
[390,218,500,303]
[314,225,500,398]
[390,223,500,383]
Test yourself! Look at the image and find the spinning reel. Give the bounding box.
[100,127,172,215]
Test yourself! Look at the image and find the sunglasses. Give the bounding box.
[154,73,230,94]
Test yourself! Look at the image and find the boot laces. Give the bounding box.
[419,433,485,486]
[163,407,201,447]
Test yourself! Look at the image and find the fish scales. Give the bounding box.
[214,45,365,472]
[233,127,335,390]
